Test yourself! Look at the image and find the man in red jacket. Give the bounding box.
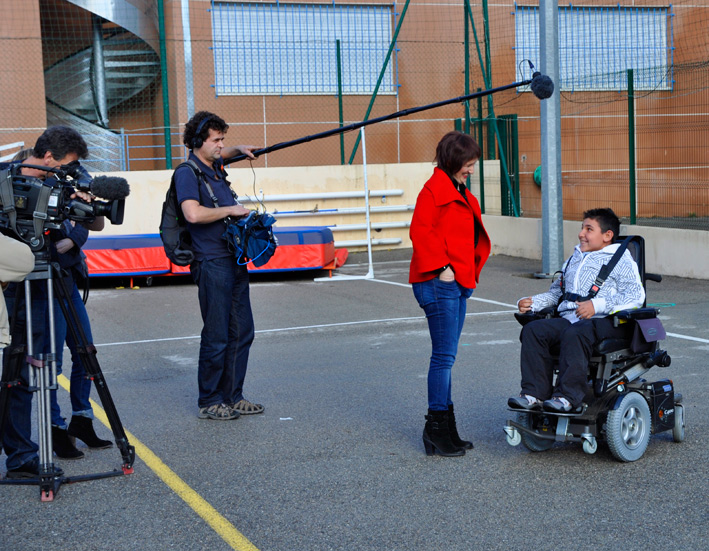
[409,131,491,457]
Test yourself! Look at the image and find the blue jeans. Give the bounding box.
[46,277,94,429]
[413,278,473,411]
[191,257,254,408]
[2,281,47,470]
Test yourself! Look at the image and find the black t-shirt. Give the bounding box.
[174,154,237,261]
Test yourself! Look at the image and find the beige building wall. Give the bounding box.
[0,0,47,148]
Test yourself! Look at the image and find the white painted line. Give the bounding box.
[93,310,515,348]
[369,278,518,308]
[666,332,709,344]
[93,324,708,349]
[369,278,410,288]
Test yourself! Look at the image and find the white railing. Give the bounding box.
[0,142,25,162]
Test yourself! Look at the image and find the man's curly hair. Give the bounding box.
[183,111,229,149]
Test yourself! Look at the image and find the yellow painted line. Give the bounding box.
[57,375,259,551]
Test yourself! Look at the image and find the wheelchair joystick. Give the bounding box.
[645,349,672,368]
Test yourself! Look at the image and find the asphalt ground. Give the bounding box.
[1,250,707,551]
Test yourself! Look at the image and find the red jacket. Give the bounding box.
[409,168,491,288]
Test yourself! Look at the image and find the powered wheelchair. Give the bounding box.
[503,236,685,462]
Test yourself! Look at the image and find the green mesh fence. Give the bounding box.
[0,0,707,230]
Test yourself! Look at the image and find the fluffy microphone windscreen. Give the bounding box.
[531,72,554,100]
[90,176,130,200]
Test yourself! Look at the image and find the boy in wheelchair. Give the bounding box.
[504,208,683,461]
[508,208,644,413]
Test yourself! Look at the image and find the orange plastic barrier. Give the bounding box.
[83,227,346,277]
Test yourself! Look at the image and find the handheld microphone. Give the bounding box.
[90,176,130,200]
[527,60,555,100]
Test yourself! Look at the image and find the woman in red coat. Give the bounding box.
[409,131,491,457]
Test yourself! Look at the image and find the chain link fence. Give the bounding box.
[0,0,706,230]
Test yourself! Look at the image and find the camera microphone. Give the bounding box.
[90,176,130,200]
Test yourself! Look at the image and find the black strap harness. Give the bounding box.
[559,236,633,303]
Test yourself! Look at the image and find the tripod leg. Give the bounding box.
[52,267,135,472]
[0,275,64,499]
[35,278,56,491]
[28,276,65,499]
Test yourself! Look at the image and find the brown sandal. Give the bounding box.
[231,399,264,415]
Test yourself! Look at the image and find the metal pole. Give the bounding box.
[539,0,564,276]
[464,1,517,215]
[181,0,195,120]
[627,69,637,225]
[313,127,375,282]
[336,40,345,165]
[477,90,485,213]
[482,0,495,158]
[464,0,471,135]
[361,128,374,278]
[91,15,109,128]
[224,79,533,164]
[157,0,172,169]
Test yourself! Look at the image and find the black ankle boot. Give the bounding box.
[52,426,84,460]
[68,416,113,449]
[448,404,473,450]
[422,410,465,457]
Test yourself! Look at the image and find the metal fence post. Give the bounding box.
[336,40,345,165]
[157,0,172,169]
[628,69,636,225]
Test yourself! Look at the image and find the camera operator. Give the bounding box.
[1,126,101,478]
[13,142,112,460]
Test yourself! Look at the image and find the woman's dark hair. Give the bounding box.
[183,110,229,149]
[434,131,481,175]
[11,148,34,162]
[583,207,621,242]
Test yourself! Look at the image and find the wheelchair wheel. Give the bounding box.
[673,403,685,443]
[606,392,651,462]
[517,412,554,452]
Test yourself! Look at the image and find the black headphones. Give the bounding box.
[191,116,211,150]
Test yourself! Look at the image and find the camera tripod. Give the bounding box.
[0,253,135,501]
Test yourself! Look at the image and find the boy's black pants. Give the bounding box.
[519,317,629,406]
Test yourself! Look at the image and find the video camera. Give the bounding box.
[0,160,129,251]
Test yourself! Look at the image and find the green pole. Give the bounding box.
[477,90,485,213]
[157,0,172,169]
[482,0,495,159]
[464,0,471,136]
[336,40,345,165]
[347,0,411,165]
[628,69,636,225]
[465,2,518,216]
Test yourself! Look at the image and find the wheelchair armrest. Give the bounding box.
[514,306,557,327]
[611,307,659,322]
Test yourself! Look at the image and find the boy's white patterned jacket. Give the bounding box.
[529,243,646,323]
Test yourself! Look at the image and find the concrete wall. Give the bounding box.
[103,161,707,279]
[482,215,709,280]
